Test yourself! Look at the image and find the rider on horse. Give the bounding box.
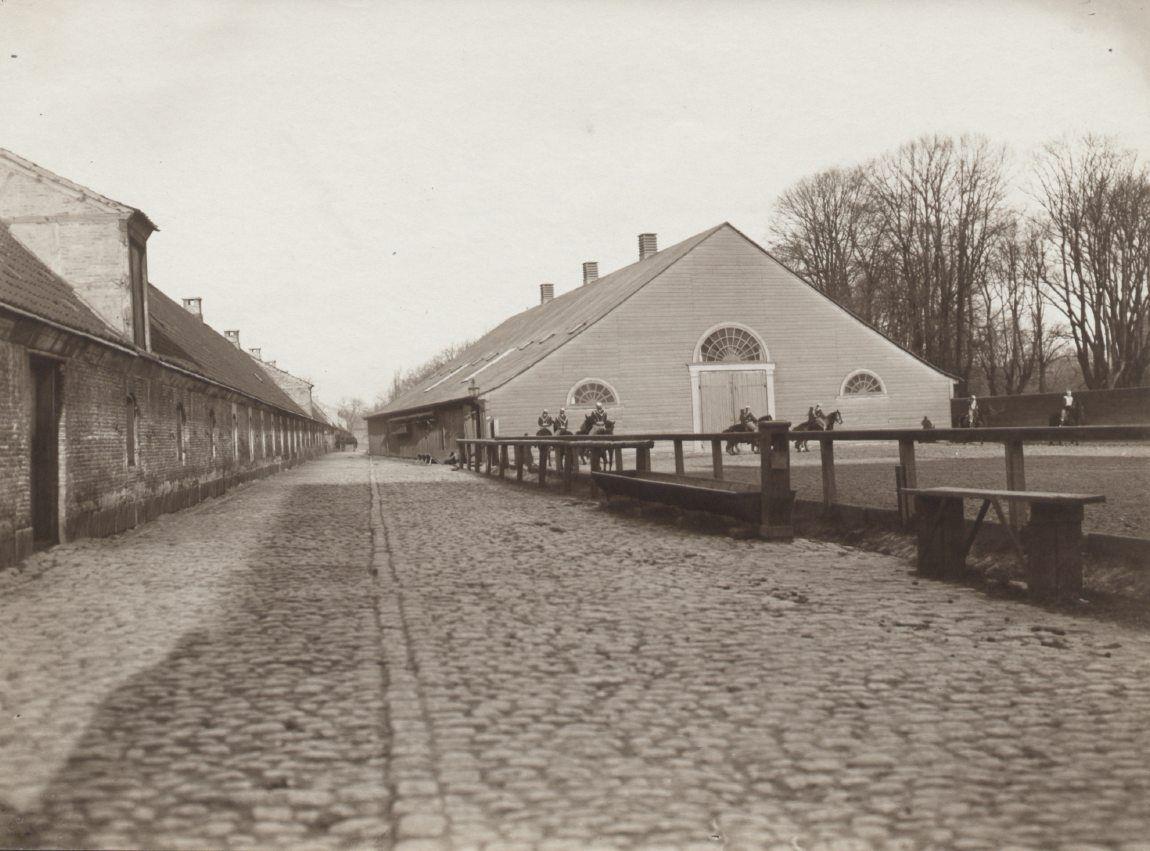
[739,406,758,428]
[967,395,979,428]
[812,403,827,430]
[588,402,609,427]
[554,408,569,431]
[537,409,554,432]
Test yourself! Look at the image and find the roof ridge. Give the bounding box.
[369,222,730,417]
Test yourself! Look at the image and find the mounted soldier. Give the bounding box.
[739,406,758,428]
[812,403,827,430]
[554,407,569,432]
[588,401,609,427]
[537,409,554,435]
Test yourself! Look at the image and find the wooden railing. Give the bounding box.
[457,421,796,539]
[782,425,1150,527]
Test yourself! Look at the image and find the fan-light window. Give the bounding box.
[569,380,618,406]
[700,327,763,362]
[843,371,885,395]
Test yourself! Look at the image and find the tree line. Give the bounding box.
[769,134,1150,393]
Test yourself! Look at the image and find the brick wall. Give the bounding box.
[0,320,332,568]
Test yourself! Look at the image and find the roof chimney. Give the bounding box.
[182,297,203,320]
[638,233,658,260]
[225,329,241,348]
[267,359,277,368]
[582,262,599,286]
[249,347,262,360]
[539,282,555,305]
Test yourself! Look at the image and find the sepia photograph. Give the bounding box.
[1,0,1149,848]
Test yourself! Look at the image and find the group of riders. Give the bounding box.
[535,402,611,436]
[962,388,1082,429]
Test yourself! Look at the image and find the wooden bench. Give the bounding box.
[901,487,1105,599]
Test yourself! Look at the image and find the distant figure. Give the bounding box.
[443,450,460,469]
[966,394,979,428]
[588,401,609,427]
[1063,388,1075,411]
[921,415,935,430]
[739,406,758,428]
[554,408,569,431]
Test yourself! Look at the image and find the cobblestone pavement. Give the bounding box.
[0,453,391,849]
[2,453,1150,850]
[371,458,1150,849]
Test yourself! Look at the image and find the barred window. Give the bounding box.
[699,326,763,362]
[569,380,618,406]
[842,370,885,395]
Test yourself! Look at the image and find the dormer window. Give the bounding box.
[128,237,149,348]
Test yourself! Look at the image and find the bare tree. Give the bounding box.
[769,166,871,312]
[865,134,1009,387]
[336,397,366,432]
[1035,136,1150,388]
[974,218,1061,394]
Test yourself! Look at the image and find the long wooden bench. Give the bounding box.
[901,487,1105,599]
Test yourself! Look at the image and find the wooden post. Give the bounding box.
[674,440,685,475]
[1005,440,1027,527]
[711,440,724,481]
[613,447,623,472]
[636,445,651,473]
[1025,501,1084,599]
[819,439,837,512]
[498,444,508,478]
[562,446,574,493]
[538,445,548,486]
[484,444,493,475]
[758,421,793,541]
[898,438,918,520]
[915,494,965,580]
[515,444,524,481]
[589,447,600,496]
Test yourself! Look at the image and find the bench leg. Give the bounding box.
[1025,502,1085,600]
[915,495,965,580]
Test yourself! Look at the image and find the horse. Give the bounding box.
[577,414,615,470]
[722,414,771,455]
[793,410,842,452]
[1049,402,1085,444]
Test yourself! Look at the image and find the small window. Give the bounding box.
[126,395,139,467]
[176,402,187,465]
[569,380,618,406]
[699,326,763,363]
[842,370,885,395]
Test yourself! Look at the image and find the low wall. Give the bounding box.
[952,386,1150,426]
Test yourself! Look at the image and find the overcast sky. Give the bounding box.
[2,0,1148,408]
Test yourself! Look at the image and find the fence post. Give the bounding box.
[711,440,724,480]
[674,439,685,475]
[515,444,524,481]
[614,447,624,472]
[636,444,651,473]
[562,446,574,493]
[898,438,918,521]
[484,444,493,475]
[1005,439,1027,527]
[759,420,794,541]
[498,444,508,478]
[539,445,548,487]
[819,439,837,512]
[589,447,600,496]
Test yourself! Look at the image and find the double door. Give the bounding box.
[698,369,770,432]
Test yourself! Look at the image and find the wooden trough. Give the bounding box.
[592,470,770,525]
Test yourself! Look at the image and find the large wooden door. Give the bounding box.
[29,356,60,545]
[698,370,770,432]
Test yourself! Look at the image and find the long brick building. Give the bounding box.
[367,223,956,458]
[0,149,334,567]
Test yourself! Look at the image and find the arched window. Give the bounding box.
[175,402,187,465]
[247,406,255,460]
[208,409,217,460]
[698,325,764,363]
[232,411,239,460]
[126,395,139,467]
[841,370,886,396]
[261,410,268,457]
[568,379,619,406]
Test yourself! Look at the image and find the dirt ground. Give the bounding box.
[674,441,1150,539]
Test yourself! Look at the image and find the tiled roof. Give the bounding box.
[0,224,125,343]
[147,286,314,418]
[369,223,728,417]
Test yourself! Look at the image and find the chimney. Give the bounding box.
[539,282,555,305]
[582,261,599,286]
[267,360,277,368]
[225,329,241,348]
[181,297,203,320]
[638,233,658,260]
[249,347,262,361]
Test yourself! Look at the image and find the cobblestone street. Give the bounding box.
[3,452,1150,849]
